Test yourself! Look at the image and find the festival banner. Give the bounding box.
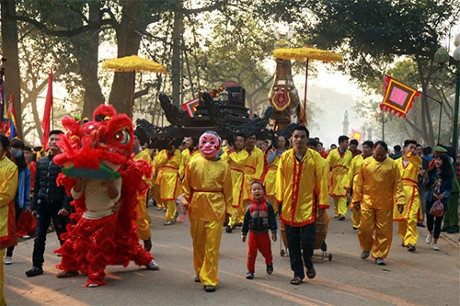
[7,93,18,139]
[181,97,199,118]
[0,73,9,135]
[350,130,363,143]
[42,68,53,150]
[380,75,420,118]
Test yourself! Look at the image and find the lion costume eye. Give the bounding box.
[114,129,131,145]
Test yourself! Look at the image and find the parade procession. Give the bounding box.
[1,1,460,305]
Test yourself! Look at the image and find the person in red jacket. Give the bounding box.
[241,180,277,280]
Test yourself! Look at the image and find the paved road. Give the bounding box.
[4,203,460,305]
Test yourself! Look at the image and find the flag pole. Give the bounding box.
[303,59,309,126]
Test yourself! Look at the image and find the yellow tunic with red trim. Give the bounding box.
[276,148,329,226]
[326,148,353,197]
[133,148,153,240]
[352,156,405,210]
[179,148,200,180]
[221,148,249,208]
[264,149,285,197]
[154,149,181,200]
[0,156,19,248]
[393,153,422,221]
[134,148,153,185]
[182,155,233,222]
[243,146,264,201]
[346,154,366,191]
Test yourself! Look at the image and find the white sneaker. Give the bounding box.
[4,257,12,265]
[425,234,432,244]
[147,259,160,270]
[432,243,440,251]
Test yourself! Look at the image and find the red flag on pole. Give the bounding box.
[42,68,53,150]
[7,93,18,139]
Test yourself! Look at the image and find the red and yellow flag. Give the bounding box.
[380,75,420,118]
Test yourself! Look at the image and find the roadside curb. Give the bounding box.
[440,232,460,247]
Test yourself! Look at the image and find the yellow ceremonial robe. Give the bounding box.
[0,156,18,306]
[276,148,329,226]
[133,148,153,240]
[221,149,248,208]
[179,148,200,180]
[326,148,353,197]
[264,149,284,197]
[154,149,181,200]
[327,148,353,217]
[243,146,264,202]
[393,153,422,246]
[346,154,368,228]
[0,156,18,245]
[264,149,285,214]
[182,155,233,287]
[154,149,181,221]
[352,156,405,259]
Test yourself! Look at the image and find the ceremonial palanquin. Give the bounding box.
[269,31,301,129]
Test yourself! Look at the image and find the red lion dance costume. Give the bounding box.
[54,104,157,287]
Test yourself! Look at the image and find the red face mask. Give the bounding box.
[199,132,221,159]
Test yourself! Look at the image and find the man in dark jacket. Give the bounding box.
[26,130,71,277]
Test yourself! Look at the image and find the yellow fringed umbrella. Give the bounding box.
[102,55,166,116]
[273,47,342,124]
[274,47,342,63]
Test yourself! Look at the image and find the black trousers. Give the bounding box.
[32,202,68,268]
[426,200,444,239]
[285,222,315,280]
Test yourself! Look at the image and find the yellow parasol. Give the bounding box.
[102,55,166,116]
[273,47,342,124]
[274,47,342,63]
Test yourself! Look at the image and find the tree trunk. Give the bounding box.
[1,0,22,138]
[172,4,184,107]
[73,1,105,119]
[108,0,143,116]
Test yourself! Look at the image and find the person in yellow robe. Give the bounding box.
[147,147,160,208]
[0,134,19,305]
[345,140,374,230]
[276,126,329,285]
[179,137,200,180]
[352,141,405,266]
[132,132,153,251]
[326,135,353,220]
[221,133,248,233]
[154,139,182,225]
[181,131,233,293]
[265,135,289,214]
[393,139,422,252]
[242,133,264,205]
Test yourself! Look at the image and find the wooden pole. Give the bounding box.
[303,59,309,125]
[131,72,135,118]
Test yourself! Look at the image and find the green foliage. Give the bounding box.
[15,0,460,144]
[299,0,460,145]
